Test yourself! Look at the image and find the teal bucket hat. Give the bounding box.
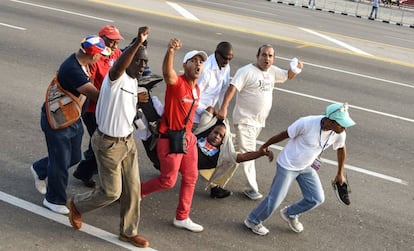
[324,103,356,128]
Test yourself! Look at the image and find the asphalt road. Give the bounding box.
[0,0,413,250]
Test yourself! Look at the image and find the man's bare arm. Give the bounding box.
[109,26,149,81]
[162,38,181,86]
[216,85,237,119]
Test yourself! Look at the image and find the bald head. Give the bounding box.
[215,41,233,68]
[216,42,233,54]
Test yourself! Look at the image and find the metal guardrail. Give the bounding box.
[269,0,414,27]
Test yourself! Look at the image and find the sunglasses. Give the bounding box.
[216,50,233,61]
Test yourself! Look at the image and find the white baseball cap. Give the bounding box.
[183,50,208,63]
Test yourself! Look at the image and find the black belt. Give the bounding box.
[97,130,132,142]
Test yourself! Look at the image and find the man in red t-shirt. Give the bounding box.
[141,38,207,233]
[73,25,124,187]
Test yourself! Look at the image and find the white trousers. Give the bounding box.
[234,124,262,192]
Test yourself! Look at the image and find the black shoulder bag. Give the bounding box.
[166,99,195,154]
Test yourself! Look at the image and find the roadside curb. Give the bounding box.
[267,0,414,28]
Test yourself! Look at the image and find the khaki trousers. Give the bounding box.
[74,131,141,236]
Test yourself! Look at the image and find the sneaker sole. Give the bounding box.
[243,220,268,236]
[332,182,350,206]
[173,223,204,233]
[279,209,303,233]
[30,165,46,195]
[243,191,263,200]
[43,199,69,215]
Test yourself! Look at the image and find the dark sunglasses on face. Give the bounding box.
[216,50,233,61]
[103,36,119,46]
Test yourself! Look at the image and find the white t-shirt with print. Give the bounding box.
[231,63,288,128]
[277,115,346,171]
[96,72,141,137]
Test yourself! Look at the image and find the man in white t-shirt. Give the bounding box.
[68,27,150,248]
[193,42,233,127]
[244,103,355,236]
[217,44,303,200]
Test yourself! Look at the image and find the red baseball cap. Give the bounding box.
[98,25,124,40]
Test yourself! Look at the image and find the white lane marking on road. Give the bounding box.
[10,0,114,22]
[276,57,413,89]
[274,87,414,123]
[0,191,157,251]
[0,22,26,30]
[299,27,373,56]
[256,140,408,185]
[166,1,199,21]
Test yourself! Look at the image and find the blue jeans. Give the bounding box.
[247,163,325,225]
[370,6,378,18]
[32,106,83,205]
[73,112,98,180]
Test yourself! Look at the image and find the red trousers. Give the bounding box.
[141,133,198,220]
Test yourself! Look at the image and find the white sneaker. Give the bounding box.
[173,218,204,232]
[243,189,263,200]
[244,219,269,236]
[43,198,69,215]
[30,165,46,195]
[280,206,303,233]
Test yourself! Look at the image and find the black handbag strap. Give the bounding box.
[183,99,196,126]
[166,98,196,128]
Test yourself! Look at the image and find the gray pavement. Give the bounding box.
[1,0,413,250]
